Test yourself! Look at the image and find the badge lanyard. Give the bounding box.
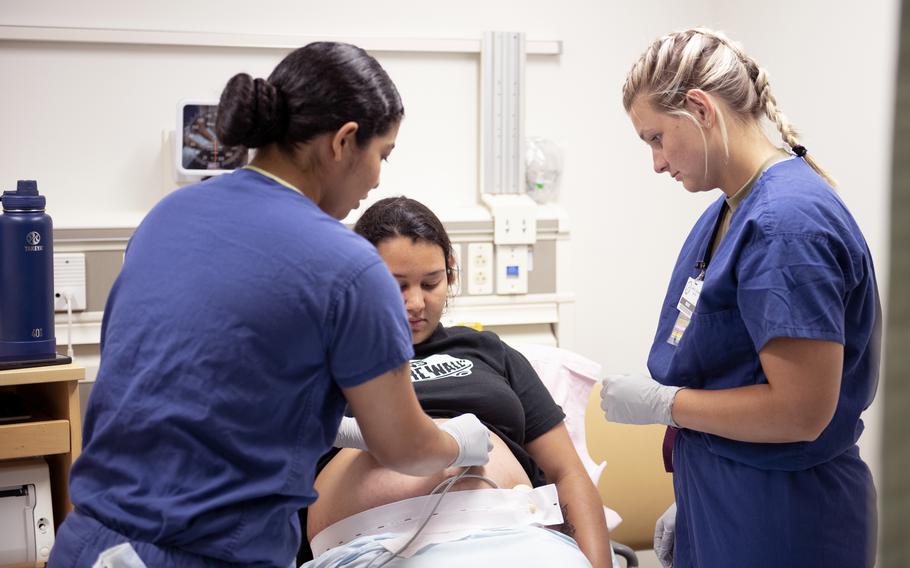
[667,205,726,346]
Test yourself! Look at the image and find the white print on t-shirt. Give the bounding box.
[410,354,474,382]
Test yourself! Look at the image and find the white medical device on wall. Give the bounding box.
[482,193,537,295]
[0,458,55,564]
[481,31,525,196]
[175,100,249,179]
[480,32,537,295]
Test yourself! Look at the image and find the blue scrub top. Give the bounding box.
[59,169,414,567]
[648,158,879,566]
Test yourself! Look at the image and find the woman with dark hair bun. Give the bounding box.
[214,41,409,219]
[49,43,491,568]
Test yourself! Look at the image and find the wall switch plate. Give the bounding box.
[481,193,538,245]
[467,242,494,295]
[54,253,87,312]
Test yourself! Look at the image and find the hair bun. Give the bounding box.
[252,77,288,143]
[215,73,287,148]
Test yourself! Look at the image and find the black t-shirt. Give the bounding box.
[297,325,565,562]
[411,325,566,485]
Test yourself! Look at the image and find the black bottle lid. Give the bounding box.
[1,180,46,211]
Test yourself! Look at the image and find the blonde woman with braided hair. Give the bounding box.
[600,28,879,567]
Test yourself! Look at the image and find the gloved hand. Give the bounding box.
[439,413,494,467]
[93,543,148,568]
[333,416,368,450]
[600,373,684,426]
[654,502,677,568]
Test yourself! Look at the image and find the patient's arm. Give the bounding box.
[526,422,613,568]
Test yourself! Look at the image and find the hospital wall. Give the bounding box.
[1,0,897,538]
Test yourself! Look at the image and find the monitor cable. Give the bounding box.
[364,467,499,568]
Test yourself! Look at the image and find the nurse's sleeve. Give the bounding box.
[325,258,414,389]
[737,233,849,351]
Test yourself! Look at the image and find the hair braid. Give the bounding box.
[623,27,836,187]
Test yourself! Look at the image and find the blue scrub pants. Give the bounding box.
[48,510,254,567]
[673,439,876,568]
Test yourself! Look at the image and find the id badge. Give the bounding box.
[676,277,703,318]
[668,276,703,346]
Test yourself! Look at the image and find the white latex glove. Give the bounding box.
[333,416,368,450]
[654,502,677,568]
[93,543,148,568]
[600,373,684,426]
[439,413,494,467]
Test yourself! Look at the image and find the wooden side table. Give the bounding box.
[0,363,84,566]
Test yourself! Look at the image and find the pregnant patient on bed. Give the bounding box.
[309,419,532,538]
[297,197,612,568]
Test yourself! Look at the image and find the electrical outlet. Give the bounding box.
[467,242,494,295]
[54,253,87,312]
[495,244,529,295]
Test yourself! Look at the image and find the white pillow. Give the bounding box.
[509,342,622,530]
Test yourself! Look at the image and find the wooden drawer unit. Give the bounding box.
[0,364,84,566]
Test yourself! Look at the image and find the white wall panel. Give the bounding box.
[1,0,897,511]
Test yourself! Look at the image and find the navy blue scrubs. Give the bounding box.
[49,169,413,567]
[648,158,879,567]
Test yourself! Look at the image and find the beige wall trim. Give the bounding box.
[0,25,562,55]
[447,292,573,327]
[54,311,104,346]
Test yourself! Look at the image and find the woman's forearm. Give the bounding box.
[526,423,612,566]
[344,364,462,475]
[672,384,832,443]
[555,470,613,568]
[386,417,461,475]
[673,384,807,442]
[672,338,842,443]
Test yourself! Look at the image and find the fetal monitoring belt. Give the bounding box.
[310,484,563,559]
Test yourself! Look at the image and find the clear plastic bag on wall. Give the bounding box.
[525,137,563,203]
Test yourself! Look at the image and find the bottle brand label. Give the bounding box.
[24,231,44,252]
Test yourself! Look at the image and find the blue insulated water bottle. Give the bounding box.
[0,180,57,361]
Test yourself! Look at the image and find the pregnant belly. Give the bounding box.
[307,423,531,541]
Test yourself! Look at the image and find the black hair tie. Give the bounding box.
[792,144,807,158]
